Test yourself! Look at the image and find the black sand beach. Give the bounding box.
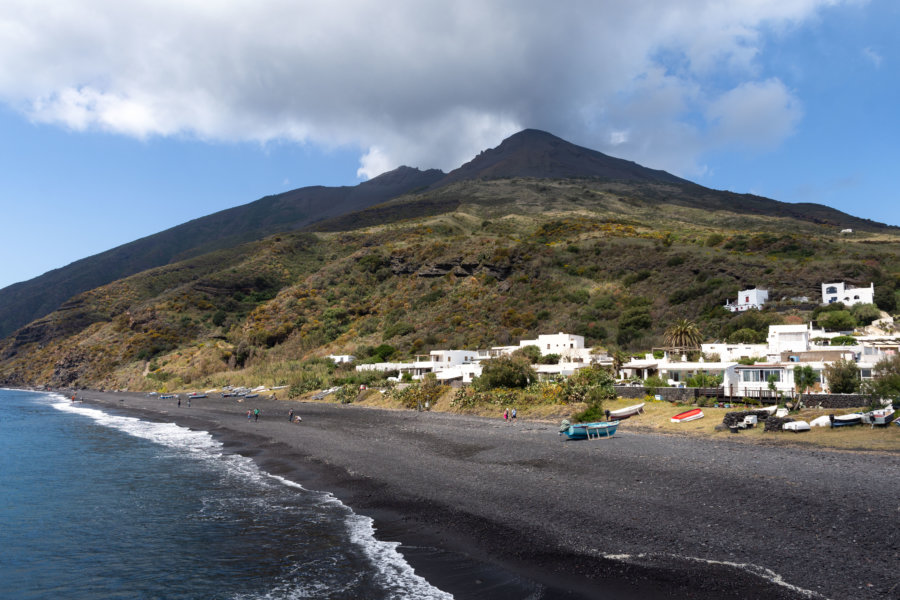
[76,391,899,599]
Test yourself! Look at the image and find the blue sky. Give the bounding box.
[0,0,897,290]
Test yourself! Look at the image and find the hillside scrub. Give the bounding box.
[5,176,900,391]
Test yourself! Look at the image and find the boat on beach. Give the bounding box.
[860,406,895,427]
[671,408,704,423]
[606,402,645,421]
[829,413,863,427]
[559,419,619,440]
[809,415,831,427]
[783,420,811,432]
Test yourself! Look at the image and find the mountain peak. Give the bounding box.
[433,129,688,188]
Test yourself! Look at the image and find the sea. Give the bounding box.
[0,389,454,600]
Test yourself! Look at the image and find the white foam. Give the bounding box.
[347,514,454,600]
[49,396,454,600]
[596,551,828,599]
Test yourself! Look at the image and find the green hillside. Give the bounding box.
[2,176,899,392]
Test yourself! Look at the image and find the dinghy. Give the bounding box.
[783,420,811,432]
[671,408,704,423]
[559,419,619,440]
[861,407,895,427]
[809,415,831,427]
[606,402,645,421]
[829,413,863,427]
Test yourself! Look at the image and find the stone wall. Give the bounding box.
[800,393,876,409]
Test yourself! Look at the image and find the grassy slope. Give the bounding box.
[2,178,900,395]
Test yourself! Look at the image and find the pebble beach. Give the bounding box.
[77,391,899,600]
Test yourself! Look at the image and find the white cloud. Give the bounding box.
[0,0,848,178]
[862,46,883,67]
[706,79,804,150]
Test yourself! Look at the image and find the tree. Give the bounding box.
[474,355,536,390]
[726,327,766,344]
[850,303,881,327]
[824,359,859,394]
[664,318,703,350]
[794,365,818,402]
[861,354,900,403]
[818,310,856,332]
[512,345,542,364]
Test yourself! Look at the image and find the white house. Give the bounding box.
[766,323,824,356]
[702,342,767,362]
[659,360,736,387]
[725,288,768,312]
[328,354,356,364]
[822,282,874,306]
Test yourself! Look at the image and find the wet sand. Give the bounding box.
[75,391,899,599]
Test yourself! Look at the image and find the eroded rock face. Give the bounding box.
[389,255,513,280]
[51,350,90,387]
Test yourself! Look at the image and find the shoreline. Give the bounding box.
[59,390,899,599]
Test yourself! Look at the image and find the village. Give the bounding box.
[348,280,898,402]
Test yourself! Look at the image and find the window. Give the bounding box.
[741,369,782,383]
[826,286,838,294]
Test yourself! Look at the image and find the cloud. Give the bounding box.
[862,46,883,67]
[0,0,848,178]
[706,79,804,150]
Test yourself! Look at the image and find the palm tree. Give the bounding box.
[664,318,703,351]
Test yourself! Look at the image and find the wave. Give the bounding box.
[50,396,452,600]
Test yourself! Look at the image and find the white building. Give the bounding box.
[822,282,874,306]
[766,324,814,356]
[328,354,356,364]
[725,288,768,312]
[701,342,767,362]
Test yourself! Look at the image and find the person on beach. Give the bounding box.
[187,397,191,408]
[288,409,294,422]
[254,408,260,422]
[504,408,509,422]
[511,407,517,421]
[247,410,252,420]
[178,398,181,407]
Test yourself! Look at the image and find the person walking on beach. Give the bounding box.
[187,397,191,408]
[178,397,181,408]
[503,408,509,422]
[254,408,260,422]
[511,407,517,421]
[288,409,294,422]
[247,410,252,421]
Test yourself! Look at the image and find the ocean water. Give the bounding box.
[0,389,452,600]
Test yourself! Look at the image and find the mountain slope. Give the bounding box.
[433,129,689,187]
[0,166,444,339]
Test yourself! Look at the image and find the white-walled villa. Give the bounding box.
[821,282,874,306]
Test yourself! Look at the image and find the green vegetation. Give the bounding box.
[824,359,860,394]
[3,174,900,396]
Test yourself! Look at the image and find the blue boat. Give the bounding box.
[559,419,619,440]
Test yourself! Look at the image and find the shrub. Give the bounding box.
[850,303,881,326]
[824,359,859,393]
[726,328,766,344]
[818,310,856,332]
[829,335,857,346]
[474,356,536,390]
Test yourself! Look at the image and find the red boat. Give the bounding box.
[671,408,704,423]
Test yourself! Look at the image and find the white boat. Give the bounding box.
[775,407,789,418]
[783,420,811,432]
[809,415,831,427]
[606,402,645,420]
[759,404,778,415]
[671,408,704,423]
[861,407,895,427]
